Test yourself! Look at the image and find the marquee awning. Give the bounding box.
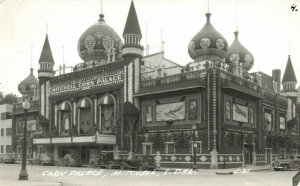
[98,95,114,105]
[57,101,71,111]
[77,98,92,108]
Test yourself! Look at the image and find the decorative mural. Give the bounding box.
[279,116,286,130]
[264,112,273,131]
[188,100,197,120]
[232,103,248,123]
[225,101,231,120]
[156,102,185,121]
[249,107,254,124]
[146,105,153,123]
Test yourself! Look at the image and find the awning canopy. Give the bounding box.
[98,95,114,105]
[77,98,92,108]
[58,101,71,111]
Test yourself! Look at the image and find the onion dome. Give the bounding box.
[188,13,228,61]
[77,14,123,62]
[18,68,39,96]
[225,31,254,71]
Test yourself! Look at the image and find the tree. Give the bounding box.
[0,92,3,102]
[0,93,19,104]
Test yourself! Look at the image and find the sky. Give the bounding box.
[0,0,300,96]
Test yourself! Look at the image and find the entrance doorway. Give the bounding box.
[266,148,272,164]
[244,144,253,164]
[81,148,90,164]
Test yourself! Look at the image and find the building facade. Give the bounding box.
[27,1,300,169]
[0,104,13,155]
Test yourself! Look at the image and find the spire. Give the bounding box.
[282,55,297,83]
[39,35,54,64]
[123,1,142,37]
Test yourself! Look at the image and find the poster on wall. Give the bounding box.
[279,116,286,130]
[156,102,185,121]
[232,103,248,122]
[249,107,254,124]
[189,100,197,120]
[146,105,153,122]
[264,112,273,131]
[225,101,231,120]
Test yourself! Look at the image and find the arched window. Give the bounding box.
[57,101,72,136]
[77,97,92,135]
[98,94,116,134]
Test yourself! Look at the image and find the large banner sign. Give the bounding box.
[156,102,185,121]
[50,70,123,95]
[232,103,248,123]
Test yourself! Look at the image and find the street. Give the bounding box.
[0,163,297,186]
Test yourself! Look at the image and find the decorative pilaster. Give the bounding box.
[210,69,218,169]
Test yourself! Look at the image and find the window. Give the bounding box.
[6,128,12,136]
[165,143,175,155]
[79,108,92,135]
[1,129,4,136]
[101,105,113,134]
[18,147,22,154]
[1,112,8,120]
[6,145,12,153]
[1,145,3,153]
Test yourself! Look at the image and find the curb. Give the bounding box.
[0,181,63,186]
[250,168,271,172]
[216,172,233,175]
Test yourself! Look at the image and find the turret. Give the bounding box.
[37,34,54,119]
[282,55,297,95]
[38,34,55,82]
[122,1,143,60]
[281,55,298,121]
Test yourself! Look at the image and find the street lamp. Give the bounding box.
[19,97,30,180]
[192,124,198,171]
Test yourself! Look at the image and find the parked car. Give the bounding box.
[0,154,15,164]
[54,154,81,167]
[272,155,300,171]
[90,152,121,169]
[29,154,54,166]
[119,156,156,171]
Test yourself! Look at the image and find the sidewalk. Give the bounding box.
[157,164,272,173]
[0,180,62,186]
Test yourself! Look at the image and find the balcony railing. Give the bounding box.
[140,69,206,88]
[219,70,259,92]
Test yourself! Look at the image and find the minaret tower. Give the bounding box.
[281,55,298,121]
[122,1,143,60]
[38,34,55,119]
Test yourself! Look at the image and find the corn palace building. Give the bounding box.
[14,1,300,169]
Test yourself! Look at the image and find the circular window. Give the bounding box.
[84,35,96,49]
[103,36,114,50]
[230,53,240,63]
[245,54,252,63]
[216,39,225,49]
[188,41,195,51]
[200,38,211,49]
